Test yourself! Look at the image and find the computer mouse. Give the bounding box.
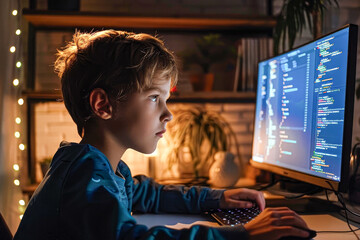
[279,229,317,240]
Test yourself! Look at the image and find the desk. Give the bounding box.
[134,180,360,239]
[134,211,360,239]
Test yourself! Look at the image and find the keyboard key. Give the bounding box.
[210,206,260,226]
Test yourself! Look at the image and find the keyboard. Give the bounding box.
[210,206,261,226]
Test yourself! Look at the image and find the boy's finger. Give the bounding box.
[254,192,265,210]
[279,215,309,229]
[238,189,265,210]
[226,199,254,208]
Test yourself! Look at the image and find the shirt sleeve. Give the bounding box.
[61,156,248,240]
[132,175,225,214]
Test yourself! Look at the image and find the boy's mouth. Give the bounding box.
[155,130,166,137]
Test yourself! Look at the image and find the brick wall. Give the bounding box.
[33,101,255,181]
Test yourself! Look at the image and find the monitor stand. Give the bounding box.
[263,181,343,214]
[266,197,342,214]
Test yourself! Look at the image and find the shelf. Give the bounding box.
[169,91,256,103]
[22,89,62,101]
[22,90,256,103]
[22,9,276,30]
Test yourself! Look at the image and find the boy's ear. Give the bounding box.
[89,88,113,120]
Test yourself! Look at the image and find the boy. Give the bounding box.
[15,30,311,240]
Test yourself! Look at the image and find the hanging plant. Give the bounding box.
[274,0,339,54]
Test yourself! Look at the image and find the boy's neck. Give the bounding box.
[80,133,126,172]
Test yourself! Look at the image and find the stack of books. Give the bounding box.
[233,37,273,92]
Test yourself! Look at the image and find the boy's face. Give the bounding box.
[108,78,173,154]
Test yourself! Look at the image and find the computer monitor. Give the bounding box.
[250,24,358,193]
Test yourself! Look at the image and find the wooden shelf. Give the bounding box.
[22,89,62,101]
[169,91,256,103]
[22,90,256,103]
[22,9,276,30]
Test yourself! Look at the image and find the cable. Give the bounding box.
[325,189,330,201]
[337,193,360,218]
[325,181,360,240]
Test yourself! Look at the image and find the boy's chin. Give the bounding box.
[134,145,158,155]
[142,148,157,155]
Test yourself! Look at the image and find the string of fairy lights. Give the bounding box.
[10,4,26,220]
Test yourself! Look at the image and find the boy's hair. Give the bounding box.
[54,30,178,137]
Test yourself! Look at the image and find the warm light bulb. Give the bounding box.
[13,164,20,171]
[15,131,20,138]
[12,10,18,16]
[16,61,21,68]
[19,215,23,220]
[15,117,21,124]
[19,144,25,151]
[19,200,25,206]
[16,29,21,35]
[14,179,20,186]
[13,79,19,86]
[10,46,16,53]
[18,98,24,105]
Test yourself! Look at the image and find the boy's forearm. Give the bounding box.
[131,174,225,214]
[158,185,225,213]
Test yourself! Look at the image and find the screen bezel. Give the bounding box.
[250,24,358,192]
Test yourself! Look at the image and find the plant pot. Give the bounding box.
[209,151,240,188]
[189,73,214,91]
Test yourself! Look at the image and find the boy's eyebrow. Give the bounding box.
[145,87,169,96]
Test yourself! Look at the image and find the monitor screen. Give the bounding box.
[250,24,358,192]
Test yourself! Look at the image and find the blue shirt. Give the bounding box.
[14,143,248,239]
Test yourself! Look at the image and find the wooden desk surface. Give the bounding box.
[133,212,359,239]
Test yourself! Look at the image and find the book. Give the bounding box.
[233,37,273,92]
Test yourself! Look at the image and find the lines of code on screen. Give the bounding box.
[252,28,350,182]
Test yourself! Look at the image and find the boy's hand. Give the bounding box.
[219,188,265,211]
[244,207,311,240]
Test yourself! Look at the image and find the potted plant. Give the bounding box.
[164,107,241,182]
[274,0,339,54]
[179,34,236,91]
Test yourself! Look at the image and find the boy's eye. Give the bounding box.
[149,95,159,102]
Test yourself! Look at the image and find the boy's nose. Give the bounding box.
[161,108,173,122]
